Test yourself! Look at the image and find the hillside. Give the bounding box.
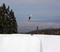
[26,28,60,35]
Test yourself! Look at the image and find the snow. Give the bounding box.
[0,34,41,52]
[0,34,60,52]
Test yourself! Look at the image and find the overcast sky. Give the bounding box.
[0,0,60,20]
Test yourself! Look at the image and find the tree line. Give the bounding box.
[0,3,17,34]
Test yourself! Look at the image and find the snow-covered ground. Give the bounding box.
[0,34,60,52]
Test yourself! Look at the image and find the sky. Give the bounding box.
[0,0,60,32]
[0,0,60,20]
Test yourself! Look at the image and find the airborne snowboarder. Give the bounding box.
[28,14,31,21]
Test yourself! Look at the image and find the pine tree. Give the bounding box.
[0,3,17,34]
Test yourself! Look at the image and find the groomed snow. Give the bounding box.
[0,34,60,52]
[0,34,41,52]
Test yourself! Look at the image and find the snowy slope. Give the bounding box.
[0,34,60,52]
[0,34,41,52]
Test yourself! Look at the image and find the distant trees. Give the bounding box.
[0,3,17,34]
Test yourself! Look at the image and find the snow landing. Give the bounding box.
[0,34,41,52]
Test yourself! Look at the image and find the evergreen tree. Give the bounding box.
[0,3,17,34]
